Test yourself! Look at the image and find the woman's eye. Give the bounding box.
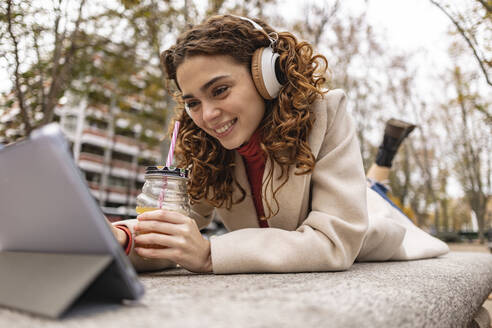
[212,86,229,97]
[185,101,200,112]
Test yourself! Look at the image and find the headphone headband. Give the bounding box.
[230,15,278,46]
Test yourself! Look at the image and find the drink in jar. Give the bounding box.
[135,166,190,248]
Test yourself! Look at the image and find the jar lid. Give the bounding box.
[145,166,189,178]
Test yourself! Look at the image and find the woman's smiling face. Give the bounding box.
[176,55,266,150]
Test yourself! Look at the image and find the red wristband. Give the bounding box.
[115,225,132,255]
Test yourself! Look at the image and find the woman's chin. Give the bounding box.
[218,137,243,150]
[220,141,237,150]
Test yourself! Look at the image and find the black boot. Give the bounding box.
[375,118,417,167]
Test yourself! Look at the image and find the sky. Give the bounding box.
[364,0,451,53]
[362,0,454,92]
[284,0,452,54]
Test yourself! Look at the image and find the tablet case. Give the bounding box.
[0,124,144,318]
[0,252,115,318]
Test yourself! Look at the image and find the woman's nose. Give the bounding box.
[201,101,221,123]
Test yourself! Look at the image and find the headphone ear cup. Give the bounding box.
[251,48,272,100]
[251,47,284,100]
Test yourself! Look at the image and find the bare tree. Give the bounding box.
[302,0,340,46]
[6,0,32,135]
[453,67,489,243]
[439,60,491,243]
[430,0,491,91]
[4,0,88,137]
[291,2,389,170]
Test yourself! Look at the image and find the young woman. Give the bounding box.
[112,14,448,274]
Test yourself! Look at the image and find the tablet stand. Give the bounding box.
[0,251,116,318]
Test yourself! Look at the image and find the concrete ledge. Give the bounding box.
[0,252,491,327]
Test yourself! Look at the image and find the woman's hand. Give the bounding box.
[107,218,128,247]
[134,210,213,273]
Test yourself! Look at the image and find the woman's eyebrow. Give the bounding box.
[182,75,230,99]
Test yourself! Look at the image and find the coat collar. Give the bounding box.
[231,98,329,229]
[308,98,328,157]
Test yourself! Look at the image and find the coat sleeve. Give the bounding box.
[113,204,214,273]
[210,91,369,273]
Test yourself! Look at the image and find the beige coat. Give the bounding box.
[116,89,448,273]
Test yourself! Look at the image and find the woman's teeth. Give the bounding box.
[215,119,236,134]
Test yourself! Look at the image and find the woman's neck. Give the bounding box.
[237,129,263,159]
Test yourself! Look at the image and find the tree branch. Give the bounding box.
[42,0,65,124]
[430,0,492,86]
[42,0,87,124]
[6,0,32,135]
[476,0,492,13]
[32,26,46,116]
[305,0,339,46]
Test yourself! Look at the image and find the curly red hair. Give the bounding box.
[161,14,328,218]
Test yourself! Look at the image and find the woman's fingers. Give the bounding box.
[137,209,189,224]
[135,246,178,261]
[133,210,212,273]
[136,220,182,235]
[135,232,184,249]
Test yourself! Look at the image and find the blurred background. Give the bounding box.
[0,0,490,245]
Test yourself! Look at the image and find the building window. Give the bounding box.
[105,201,125,208]
[112,150,133,163]
[109,175,129,187]
[86,116,108,130]
[81,143,105,156]
[84,171,102,183]
[115,126,135,138]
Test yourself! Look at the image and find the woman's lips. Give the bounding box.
[214,118,237,137]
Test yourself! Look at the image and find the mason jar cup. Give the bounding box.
[135,166,190,248]
[136,166,190,215]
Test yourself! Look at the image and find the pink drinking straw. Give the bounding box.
[166,121,180,167]
[159,121,180,208]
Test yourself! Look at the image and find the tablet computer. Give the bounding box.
[0,123,144,317]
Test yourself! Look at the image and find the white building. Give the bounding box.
[56,99,165,221]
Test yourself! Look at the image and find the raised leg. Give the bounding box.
[368,118,417,185]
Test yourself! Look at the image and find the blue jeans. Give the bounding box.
[369,180,406,216]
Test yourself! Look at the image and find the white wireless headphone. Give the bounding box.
[233,15,286,100]
[184,15,286,117]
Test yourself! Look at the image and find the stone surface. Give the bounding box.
[0,251,491,328]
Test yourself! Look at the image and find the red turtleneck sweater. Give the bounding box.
[237,130,269,228]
